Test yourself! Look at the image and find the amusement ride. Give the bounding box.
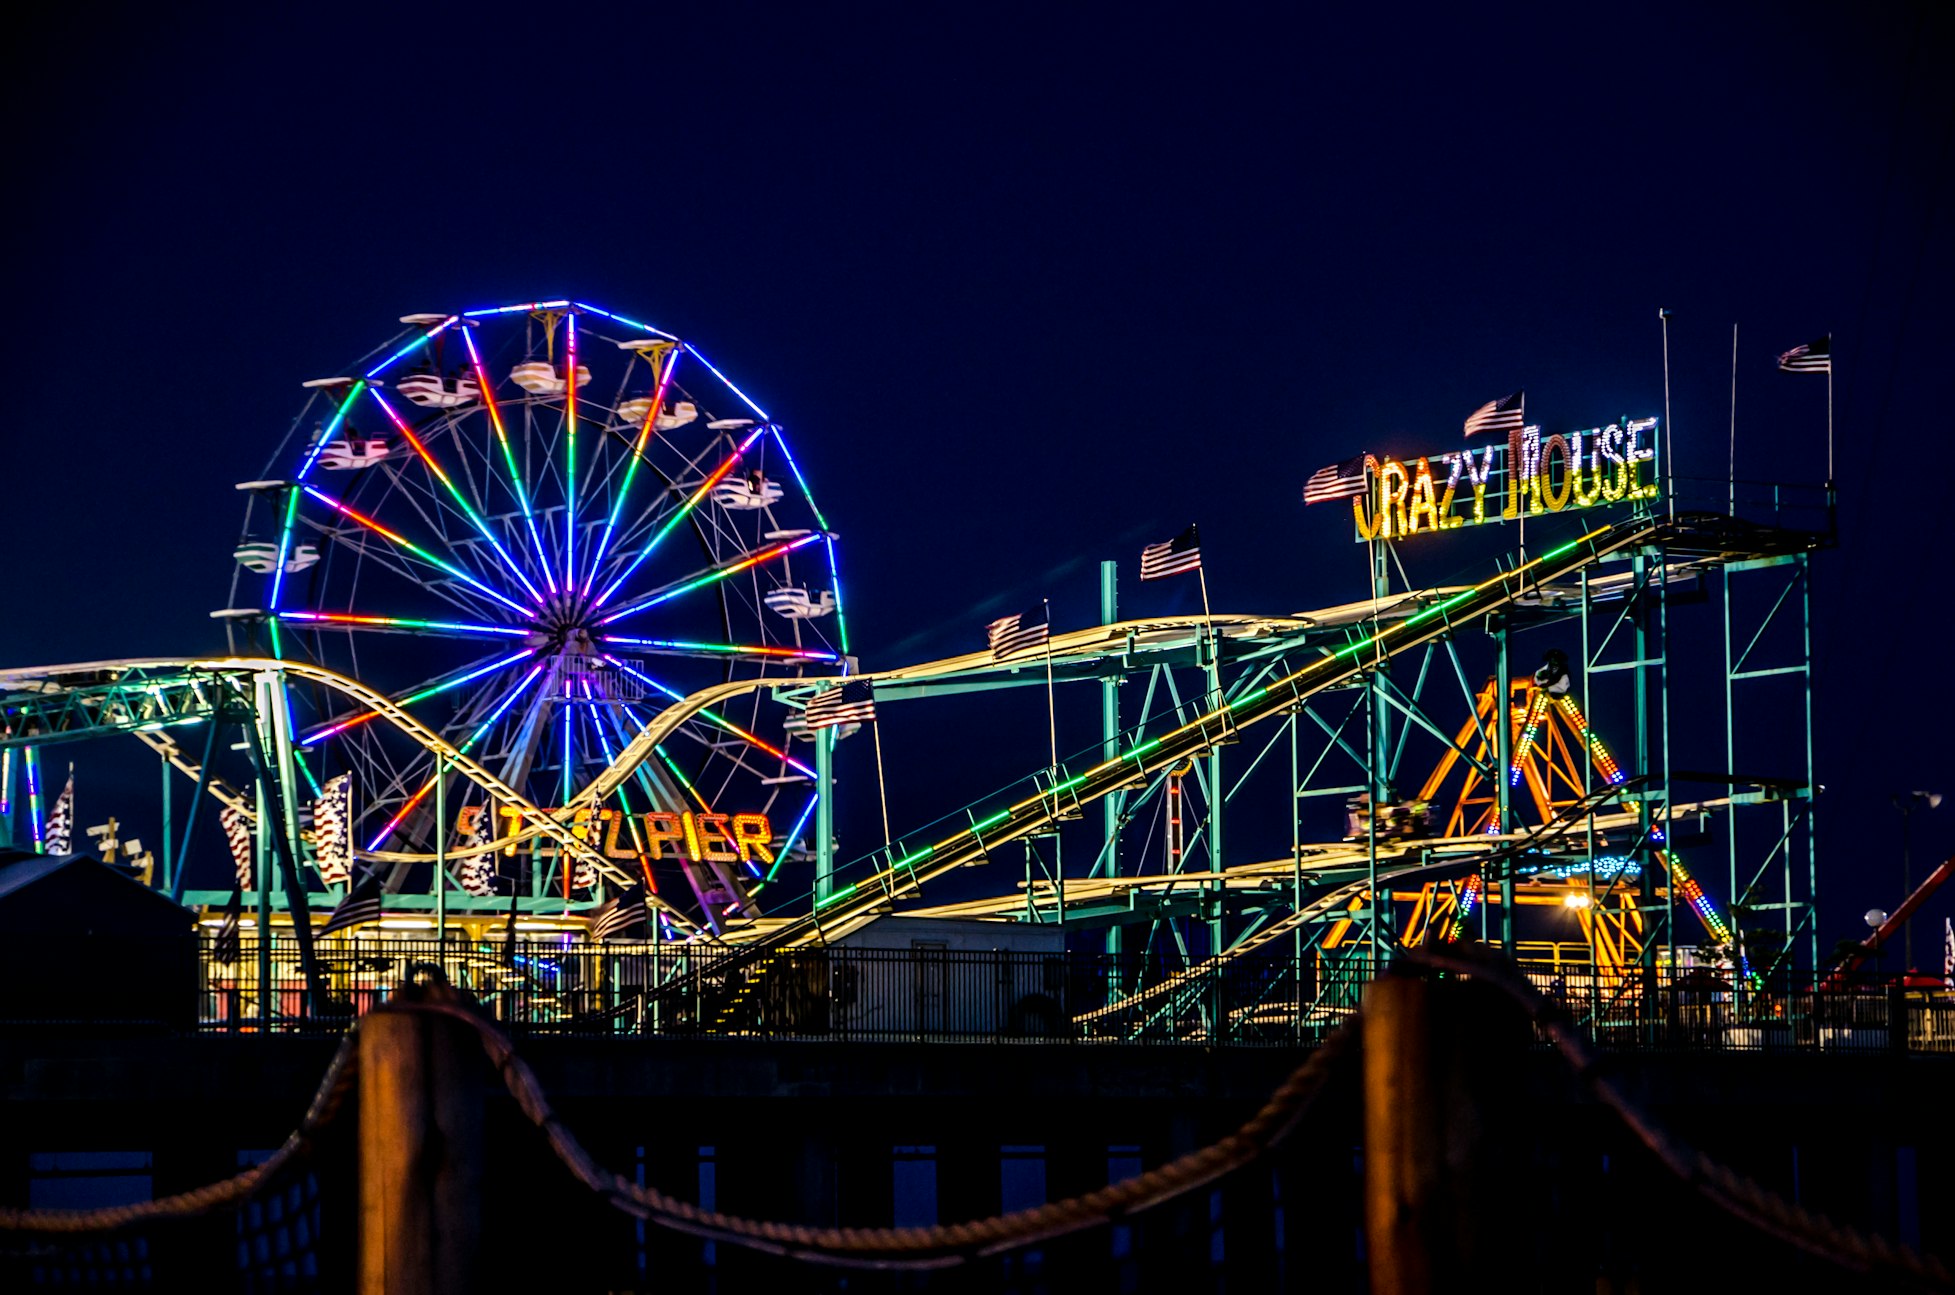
[0,298,1876,1039]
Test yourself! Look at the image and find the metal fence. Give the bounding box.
[173,936,1955,1053]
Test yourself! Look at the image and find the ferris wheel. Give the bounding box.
[222,300,848,931]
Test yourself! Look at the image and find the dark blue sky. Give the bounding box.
[6,4,1951,962]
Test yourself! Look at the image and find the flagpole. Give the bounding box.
[1729,322,1739,518]
[1660,307,1675,520]
[1826,353,1834,485]
[870,720,893,858]
[1195,554,1216,704]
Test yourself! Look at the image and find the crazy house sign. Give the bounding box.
[1353,417,1659,541]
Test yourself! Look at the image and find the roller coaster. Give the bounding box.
[0,300,1854,1039]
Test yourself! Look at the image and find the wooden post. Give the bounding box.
[359,985,483,1295]
[1362,971,1520,1294]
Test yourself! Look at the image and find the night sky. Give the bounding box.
[6,5,1951,965]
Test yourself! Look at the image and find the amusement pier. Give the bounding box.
[1,302,1947,1293]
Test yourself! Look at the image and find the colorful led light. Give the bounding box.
[563,311,580,593]
[23,746,43,850]
[463,300,571,317]
[362,316,456,379]
[681,342,770,420]
[301,649,537,746]
[461,325,555,592]
[599,635,837,662]
[765,794,820,886]
[302,485,536,618]
[1509,691,1551,786]
[603,656,815,777]
[366,388,546,606]
[278,610,529,639]
[1445,873,1484,942]
[596,532,822,625]
[1554,695,1624,784]
[364,663,545,851]
[567,302,680,342]
[583,344,681,594]
[590,429,767,611]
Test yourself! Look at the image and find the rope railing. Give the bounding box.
[4,958,1948,1290]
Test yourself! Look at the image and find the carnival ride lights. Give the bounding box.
[224,301,846,926]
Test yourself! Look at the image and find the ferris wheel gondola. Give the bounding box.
[222,300,851,933]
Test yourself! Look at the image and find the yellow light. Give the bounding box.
[377,918,436,930]
[1563,892,1592,910]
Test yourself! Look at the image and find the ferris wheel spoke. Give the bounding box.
[598,634,837,665]
[602,655,814,778]
[462,325,556,593]
[299,647,539,746]
[363,661,548,852]
[368,388,547,607]
[302,485,535,618]
[276,610,530,641]
[562,312,582,596]
[596,532,823,626]
[582,343,681,597]
[589,426,769,611]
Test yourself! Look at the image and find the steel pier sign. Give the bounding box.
[1354,417,1659,541]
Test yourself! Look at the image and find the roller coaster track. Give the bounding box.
[0,657,705,935]
[593,515,1758,954]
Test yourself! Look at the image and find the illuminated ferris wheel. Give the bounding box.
[222,300,847,929]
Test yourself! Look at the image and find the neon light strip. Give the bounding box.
[681,342,770,419]
[300,649,537,746]
[362,316,457,379]
[767,794,819,885]
[560,692,576,836]
[278,610,528,639]
[603,655,814,777]
[1446,874,1484,942]
[597,532,822,625]
[367,389,546,606]
[364,663,544,851]
[649,743,713,813]
[462,325,556,593]
[568,302,680,341]
[563,311,580,593]
[0,747,11,815]
[591,429,766,611]
[294,382,371,481]
[600,635,837,662]
[1510,691,1550,786]
[302,485,535,617]
[823,535,852,657]
[24,746,43,850]
[463,300,571,317]
[770,426,830,532]
[583,346,681,595]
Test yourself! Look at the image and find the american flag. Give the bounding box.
[1303,455,1369,505]
[1140,525,1202,581]
[212,888,243,964]
[318,867,383,936]
[1777,335,1831,374]
[44,769,74,855]
[458,806,496,897]
[806,680,877,729]
[590,881,651,942]
[987,601,1050,660]
[1463,391,1525,439]
[1944,916,1953,990]
[221,803,254,890]
[311,774,352,887]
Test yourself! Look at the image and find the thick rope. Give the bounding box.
[1399,945,1953,1293]
[0,1032,359,1234]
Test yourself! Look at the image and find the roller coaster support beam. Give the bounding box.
[246,673,326,1018]
[1101,561,1123,969]
[815,726,836,904]
[169,693,231,903]
[1494,620,1513,954]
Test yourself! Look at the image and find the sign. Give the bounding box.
[466,805,776,866]
[1353,418,1659,542]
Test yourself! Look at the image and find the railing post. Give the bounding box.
[359,982,483,1295]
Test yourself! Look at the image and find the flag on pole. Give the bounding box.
[1302,455,1369,505]
[212,888,243,964]
[805,680,878,729]
[1943,916,1953,990]
[458,806,496,897]
[44,769,74,855]
[1463,391,1526,439]
[1139,525,1202,581]
[220,803,254,890]
[987,601,1050,659]
[318,867,384,936]
[1777,335,1831,373]
[590,881,652,942]
[311,774,353,886]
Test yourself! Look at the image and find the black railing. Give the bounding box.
[172,937,1955,1053]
